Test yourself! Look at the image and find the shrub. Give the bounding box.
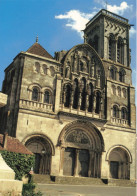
[0,150,35,180]
[22,176,43,196]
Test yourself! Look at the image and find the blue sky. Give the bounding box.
[0,0,136,91]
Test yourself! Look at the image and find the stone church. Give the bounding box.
[0,9,136,183]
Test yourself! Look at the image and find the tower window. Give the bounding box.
[110,67,117,80]
[117,37,124,64]
[109,34,115,61]
[32,88,39,101]
[121,107,127,120]
[44,91,51,104]
[119,69,126,83]
[113,105,119,118]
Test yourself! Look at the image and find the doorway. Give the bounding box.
[110,161,119,179]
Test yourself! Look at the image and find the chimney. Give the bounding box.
[3,132,8,149]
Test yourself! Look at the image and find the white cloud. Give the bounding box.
[55,10,97,38]
[94,1,133,15]
[55,2,133,38]
[129,27,136,37]
[107,2,133,15]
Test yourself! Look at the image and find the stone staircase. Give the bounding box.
[33,174,105,185]
[108,179,136,187]
[33,174,136,187]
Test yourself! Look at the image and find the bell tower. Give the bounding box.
[84,9,131,67]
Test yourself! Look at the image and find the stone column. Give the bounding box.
[92,93,96,116]
[74,149,79,177]
[59,147,65,176]
[88,151,93,177]
[123,42,127,66]
[70,89,74,111]
[115,39,118,62]
[91,61,95,77]
[93,152,97,177]
[97,153,101,178]
[77,92,82,113]
[54,73,62,112]
[85,94,89,114]
[99,96,103,119]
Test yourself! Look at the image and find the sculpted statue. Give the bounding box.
[65,66,70,78]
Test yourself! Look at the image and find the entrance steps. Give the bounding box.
[33,174,105,185]
[55,176,105,185]
[33,174,55,184]
[108,179,136,187]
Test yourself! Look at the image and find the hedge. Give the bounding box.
[0,150,35,180]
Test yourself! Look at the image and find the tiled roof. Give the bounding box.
[26,42,53,59]
[0,134,33,155]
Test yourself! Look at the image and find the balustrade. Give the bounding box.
[19,99,53,112]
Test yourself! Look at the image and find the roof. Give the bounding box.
[26,42,53,59]
[0,134,33,155]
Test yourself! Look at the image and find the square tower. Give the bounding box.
[84,9,131,67]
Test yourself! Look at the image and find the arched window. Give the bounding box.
[88,83,93,112]
[112,85,116,95]
[117,37,124,64]
[42,64,47,75]
[73,79,79,109]
[44,91,51,104]
[34,62,40,73]
[117,87,121,97]
[109,34,115,61]
[64,84,71,108]
[80,78,86,111]
[113,105,119,118]
[32,87,39,101]
[110,67,117,80]
[95,91,100,114]
[49,66,55,77]
[121,107,127,120]
[119,69,126,83]
[122,88,127,98]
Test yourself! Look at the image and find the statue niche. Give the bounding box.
[80,57,88,73]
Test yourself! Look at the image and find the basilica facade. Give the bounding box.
[0,9,136,182]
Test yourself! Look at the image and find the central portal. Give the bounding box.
[59,121,104,178]
[63,148,89,177]
[63,148,75,176]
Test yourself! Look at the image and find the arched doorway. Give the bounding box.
[58,121,104,178]
[25,136,52,175]
[108,147,131,179]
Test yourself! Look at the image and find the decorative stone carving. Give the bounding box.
[65,130,90,144]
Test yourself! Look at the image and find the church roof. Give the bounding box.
[0,133,33,155]
[26,42,53,59]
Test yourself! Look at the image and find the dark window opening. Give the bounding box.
[80,79,86,111]
[73,79,79,109]
[95,92,100,114]
[32,88,39,101]
[88,83,93,112]
[44,91,50,104]
[64,85,71,107]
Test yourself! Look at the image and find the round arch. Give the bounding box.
[106,145,132,163]
[58,120,104,178]
[62,43,105,90]
[22,133,55,156]
[58,120,104,151]
[22,133,55,175]
[106,145,132,180]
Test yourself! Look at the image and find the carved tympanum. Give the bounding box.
[65,130,90,144]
